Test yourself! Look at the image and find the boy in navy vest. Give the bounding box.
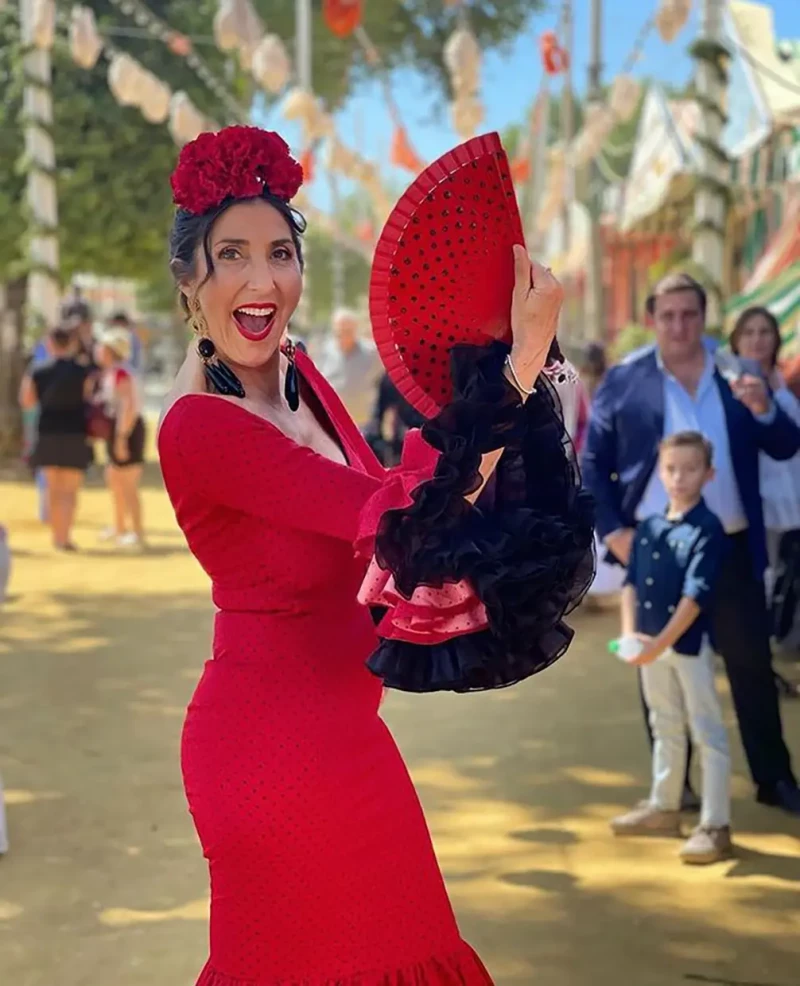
[612,431,733,864]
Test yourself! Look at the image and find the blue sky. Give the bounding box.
[258,0,800,211]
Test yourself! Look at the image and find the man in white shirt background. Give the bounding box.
[582,272,800,816]
[314,308,382,430]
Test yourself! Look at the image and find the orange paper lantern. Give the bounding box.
[300,147,314,184]
[356,220,375,245]
[510,156,530,183]
[323,0,363,39]
[389,125,425,174]
[540,30,569,75]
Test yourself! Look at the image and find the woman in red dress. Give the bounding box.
[158,127,593,986]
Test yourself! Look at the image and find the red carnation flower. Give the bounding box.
[170,126,304,215]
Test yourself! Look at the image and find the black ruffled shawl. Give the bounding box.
[366,341,596,693]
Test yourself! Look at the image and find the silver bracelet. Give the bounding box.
[504,354,537,396]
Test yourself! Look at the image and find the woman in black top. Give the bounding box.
[19,326,94,551]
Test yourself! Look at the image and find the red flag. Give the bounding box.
[390,125,425,174]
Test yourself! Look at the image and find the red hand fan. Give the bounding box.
[370,132,525,418]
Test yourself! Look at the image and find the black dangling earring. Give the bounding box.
[197,337,246,399]
[282,339,300,412]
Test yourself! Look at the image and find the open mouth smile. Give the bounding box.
[232,304,278,341]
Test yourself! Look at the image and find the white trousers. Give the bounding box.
[641,646,731,828]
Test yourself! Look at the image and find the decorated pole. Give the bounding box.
[19,0,61,330]
[524,88,550,256]
[690,0,730,329]
[560,0,574,260]
[585,0,605,343]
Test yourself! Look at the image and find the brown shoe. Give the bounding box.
[610,801,682,838]
[680,826,734,865]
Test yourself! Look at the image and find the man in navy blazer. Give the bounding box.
[582,273,800,815]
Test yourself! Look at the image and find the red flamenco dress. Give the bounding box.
[158,341,594,986]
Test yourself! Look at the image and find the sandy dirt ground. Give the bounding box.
[1,457,799,986]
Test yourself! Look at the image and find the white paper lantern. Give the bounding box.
[656,0,692,44]
[282,87,333,142]
[138,72,171,124]
[169,91,207,146]
[444,26,481,96]
[213,1,240,51]
[238,0,264,48]
[252,34,292,94]
[31,0,56,50]
[108,53,145,107]
[609,76,641,122]
[282,87,317,121]
[214,0,263,64]
[451,94,484,139]
[69,6,103,70]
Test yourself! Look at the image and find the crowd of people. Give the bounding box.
[19,293,147,551]
[284,280,800,867]
[580,272,800,864]
[6,271,799,875]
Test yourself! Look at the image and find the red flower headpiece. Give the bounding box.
[170,126,304,216]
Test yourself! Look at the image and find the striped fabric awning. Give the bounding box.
[725,261,800,341]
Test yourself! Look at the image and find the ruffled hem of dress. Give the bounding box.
[362,341,596,694]
[194,940,493,985]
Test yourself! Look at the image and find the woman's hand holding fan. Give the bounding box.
[507,245,564,396]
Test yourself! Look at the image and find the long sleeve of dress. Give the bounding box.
[158,342,595,693]
[159,393,390,543]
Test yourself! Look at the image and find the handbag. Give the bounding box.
[86,403,113,442]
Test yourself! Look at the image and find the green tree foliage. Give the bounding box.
[0,1,236,285]
[0,0,546,304]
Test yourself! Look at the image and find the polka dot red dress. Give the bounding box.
[158,343,594,986]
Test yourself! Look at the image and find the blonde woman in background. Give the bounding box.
[95,328,147,548]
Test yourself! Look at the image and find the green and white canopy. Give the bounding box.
[724,261,800,344]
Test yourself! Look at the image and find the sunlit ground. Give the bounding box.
[1,447,799,986]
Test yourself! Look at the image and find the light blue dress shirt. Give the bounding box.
[636,350,749,533]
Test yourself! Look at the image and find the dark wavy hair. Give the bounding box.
[729,305,782,368]
[168,191,307,316]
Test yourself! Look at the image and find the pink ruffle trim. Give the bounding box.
[353,428,486,646]
[195,941,494,985]
[358,559,488,645]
